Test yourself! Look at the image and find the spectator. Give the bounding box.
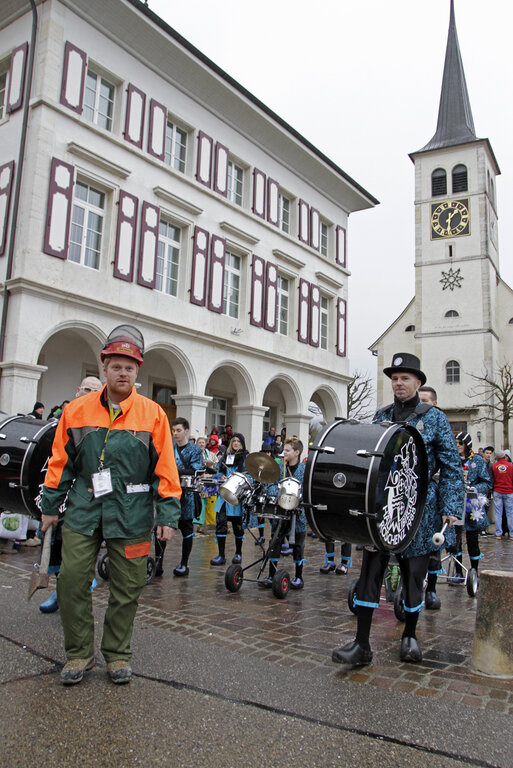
[492,450,513,539]
[29,401,45,419]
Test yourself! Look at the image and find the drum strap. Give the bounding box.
[374,402,434,421]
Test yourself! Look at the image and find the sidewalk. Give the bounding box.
[1,531,512,767]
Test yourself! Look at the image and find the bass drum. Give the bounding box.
[304,419,428,553]
[0,415,57,518]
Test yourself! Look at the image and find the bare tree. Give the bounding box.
[347,369,375,421]
[465,363,513,448]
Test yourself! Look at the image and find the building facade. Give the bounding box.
[370,0,513,449]
[0,0,376,449]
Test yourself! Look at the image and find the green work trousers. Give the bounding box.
[57,525,150,663]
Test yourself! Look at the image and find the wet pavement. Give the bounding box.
[1,528,513,767]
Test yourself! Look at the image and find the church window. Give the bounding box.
[445,310,459,318]
[446,360,460,384]
[431,168,447,196]
[405,324,415,332]
[452,164,468,193]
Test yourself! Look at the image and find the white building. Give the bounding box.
[370,0,513,449]
[0,0,376,449]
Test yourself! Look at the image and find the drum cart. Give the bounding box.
[221,452,300,600]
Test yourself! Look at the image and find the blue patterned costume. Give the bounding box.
[174,441,204,520]
[462,453,492,531]
[373,404,465,556]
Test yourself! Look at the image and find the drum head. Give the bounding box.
[304,419,428,553]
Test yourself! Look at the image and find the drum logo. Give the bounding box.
[378,437,418,547]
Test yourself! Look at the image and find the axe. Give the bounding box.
[27,527,53,600]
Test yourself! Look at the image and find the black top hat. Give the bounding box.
[383,353,426,386]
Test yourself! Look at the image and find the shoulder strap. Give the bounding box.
[414,402,434,416]
[374,403,393,420]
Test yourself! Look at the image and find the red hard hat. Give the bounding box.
[100,325,144,365]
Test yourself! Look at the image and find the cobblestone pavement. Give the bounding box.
[3,528,513,714]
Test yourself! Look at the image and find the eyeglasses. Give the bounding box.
[457,441,466,446]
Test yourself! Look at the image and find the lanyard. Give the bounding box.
[98,402,121,469]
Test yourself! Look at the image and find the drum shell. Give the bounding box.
[219,472,251,506]
[304,419,428,553]
[277,477,302,510]
[0,416,57,518]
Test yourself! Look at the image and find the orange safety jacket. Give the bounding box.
[41,385,181,538]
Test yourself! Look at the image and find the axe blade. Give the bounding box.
[27,527,53,601]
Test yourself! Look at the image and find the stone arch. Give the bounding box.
[204,360,256,430]
[310,385,343,424]
[143,342,197,396]
[262,374,303,420]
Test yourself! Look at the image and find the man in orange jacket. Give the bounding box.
[41,325,181,686]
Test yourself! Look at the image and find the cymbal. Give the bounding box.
[245,451,280,483]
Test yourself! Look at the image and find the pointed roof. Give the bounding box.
[417,0,477,152]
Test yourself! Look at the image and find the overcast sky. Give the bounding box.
[149,0,512,381]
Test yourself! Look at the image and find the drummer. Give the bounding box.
[332,353,465,666]
[260,437,307,590]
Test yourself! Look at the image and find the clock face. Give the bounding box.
[431,198,470,239]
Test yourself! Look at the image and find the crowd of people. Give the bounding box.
[4,328,510,687]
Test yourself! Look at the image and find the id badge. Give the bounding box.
[92,468,113,498]
[226,454,235,466]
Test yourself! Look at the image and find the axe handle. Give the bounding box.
[39,527,53,581]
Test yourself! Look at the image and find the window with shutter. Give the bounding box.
[298,200,309,244]
[0,161,15,256]
[249,255,265,328]
[310,208,320,251]
[309,284,320,346]
[84,69,115,130]
[252,169,266,218]
[43,158,75,259]
[222,250,240,318]
[114,190,138,282]
[264,262,278,332]
[336,225,346,267]
[190,226,209,306]
[60,42,87,114]
[267,178,279,226]
[214,143,229,196]
[137,201,159,288]
[209,236,227,314]
[147,99,167,161]
[431,168,447,197]
[68,181,105,270]
[6,42,28,114]
[123,83,146,148]
[156,219,181,296]
[196,131,213,187]
[336,298,347,357]
[297,279,310,343]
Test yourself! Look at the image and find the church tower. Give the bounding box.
[372,0,505,447]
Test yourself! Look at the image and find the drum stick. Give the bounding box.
[432,522,448,547]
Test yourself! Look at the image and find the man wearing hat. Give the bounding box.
[41,325,181,685]
[332,353,465,666]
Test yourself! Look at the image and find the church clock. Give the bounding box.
[430,198,470,239]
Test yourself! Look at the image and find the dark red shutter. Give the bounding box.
[297,278,310,344]
[43,157,75,259]
[137,202,159,288]
[114,191,138,282]
[124,84,146,149]
[208,235,226,313]
[298,199,309,244]
[190,226,210,306]
[310,208,320,251]
[252,169,266,218]
[250,255,265,328]
[6,42,28,113]
[147,99,166,160]
[264,262,278,332]
[196,131,213,188]
[59,41,87,114]
[309,284,321,347]
[214,143,229,196]
[336,225,347,267]
[336,298,347,357]
[267,178,279,226]
[0,161,15,256]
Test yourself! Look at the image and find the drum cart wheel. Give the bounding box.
[466,567,479,597]
[347,578,359,615]
[394,586,406,622]
[97,552,110,581]
[272,569,290,599]
[225,564,244,593]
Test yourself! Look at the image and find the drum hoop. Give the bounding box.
[364,422,401,550]
[20,420,56,515]
[305,419,341,539]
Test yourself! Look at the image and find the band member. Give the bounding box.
[332,353,465,666]
[261,438,307,590]
[210,433,249,566]
[446,432,492,583]
[320,540,352,575]
[155,417,204,577]
[41,325,181,685]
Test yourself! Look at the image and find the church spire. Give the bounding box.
[418,0,477,152]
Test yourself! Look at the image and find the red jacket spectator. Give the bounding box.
[492,455,513,494]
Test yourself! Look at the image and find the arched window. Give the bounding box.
[452,164,468,193]
[446,360,460,384]
[431,168,447,197]
[445,310,459,318]
[508,317,513,325]
[405,324,415,332]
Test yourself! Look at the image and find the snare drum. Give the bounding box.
[304,419,428,553]
[219,472,252,506]
[277,477,302,510]
[0,415,57,518]
[180,475,195,489]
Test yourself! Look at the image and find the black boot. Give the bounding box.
[424,590,441,610]
[332,640,373,666]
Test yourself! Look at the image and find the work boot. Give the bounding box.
[60,657,95,686]
[332,640,372,667]
[107,660,132,685]
[424,590,441,610]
